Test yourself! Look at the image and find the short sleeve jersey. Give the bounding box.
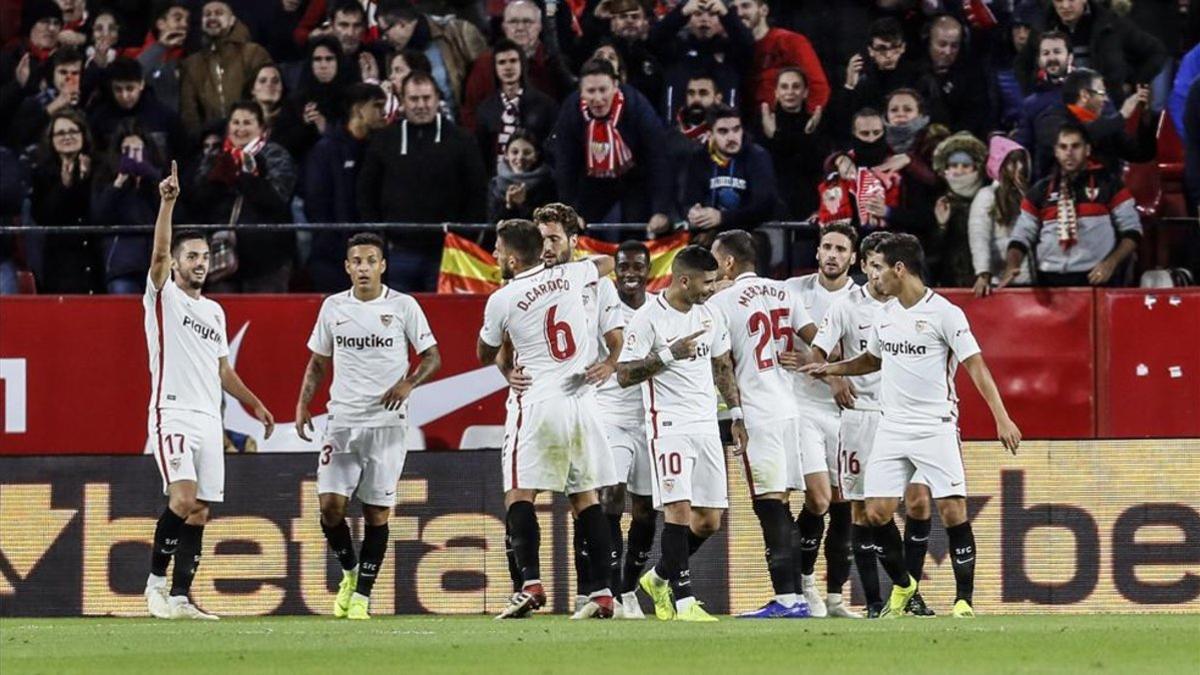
[144,275,229,418]
[866,290,982,428]
[784,273,856,412]
[707,273,799,427]
[585,276,626,367]
[479,262,599,404]
[812,285,887,411]
[307,287,437,428]
[595,292,653,424]
[619,294,730,438]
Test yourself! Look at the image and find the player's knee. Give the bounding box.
[937,498,967,527]
[691,513,722,538]
[865,505,890,527]
[806,492,830,516]
[169,494,199,518]
[905,489,932,519]
[362,505,390,526]
[185,503,209,525]
[319,501,347,526]
[600,485,626,515]
[630,497,655,523]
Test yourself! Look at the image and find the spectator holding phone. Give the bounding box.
[136,2,189,114]
[9,47,86,151]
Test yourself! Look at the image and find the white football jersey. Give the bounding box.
[585,276,626,370]
[619,294,730,438]
[784,273,856,412]
[307,287,437,428]
[144,275,229,418]
[708,273,801,427]
[595,292,652,424]
[866,289,981,428]
[480,261,599,404]
[812,284,886,411]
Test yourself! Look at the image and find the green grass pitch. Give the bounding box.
[2,614,1197,674]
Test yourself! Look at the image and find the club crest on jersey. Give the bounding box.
[662,478,675,491]
[169,457,182,471]
[914,320,930,333]
[380,314,393,327]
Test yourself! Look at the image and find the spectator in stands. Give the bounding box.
[551,59,670,234]
[327,0,380,83]
[0,146,25,294]
[194,101,298,292]
[1015,31,1073,150]
[474,38,558,172]
[970,134,1032,296]
[136,2,189,114]
[55,0,88,48]
[381,49,433,123]
[90,122,162,294]
[274,36,354,162]
[87,57,184,160]
[464,1,569,128]
[829,17,923,144]
[1026,0,1166,108]
[734,0,829,121]
[247,62,286,130]
[488,128,556,223]
[929,131,988,288]
[884,88,940,172]
[1003,122,1141,288]
[580,0,663,107]
[665,74,723,211]
[305,83,388,292]
[9,47,85,152]
[84,9,123,75]
[917,14,993,139]
[1032,67,1156,178]
[993,5,1037,131]
[0,1,63,134]
[759,67,827,220]
[376,1,487,120]
[681,103,779,238]
[357,71,487,292]
[1170,43,1200,142]
[589,39,629,84]
[31,109,104,294]
[179,1,273,138]
[650,0,755,119]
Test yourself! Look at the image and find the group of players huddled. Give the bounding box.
[140,164,1020,622]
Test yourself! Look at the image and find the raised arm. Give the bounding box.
[220,356,275,439]
[149,161,179,290]
[294,352,331,441]
[960,353,1021,454]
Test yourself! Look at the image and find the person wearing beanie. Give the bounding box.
[930,132,988,287]
[0,0,64,133]
[969,135,1033,296]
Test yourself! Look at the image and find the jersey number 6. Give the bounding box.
[545,305,577,361]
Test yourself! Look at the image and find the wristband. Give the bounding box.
[728,406,744,421]
[657,346,675,364]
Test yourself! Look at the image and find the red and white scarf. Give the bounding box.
[582,89,634,178]
[224,135,266,171]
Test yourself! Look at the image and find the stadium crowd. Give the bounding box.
[0,0,1197,295]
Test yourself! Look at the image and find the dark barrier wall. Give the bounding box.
[2,441,1197,617]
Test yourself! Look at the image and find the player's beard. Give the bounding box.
[820,261,848,281]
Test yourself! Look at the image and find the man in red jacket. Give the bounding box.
[734,0,828,123]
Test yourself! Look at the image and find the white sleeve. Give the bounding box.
[866,318,882,358]
[402,296,438,353]
[791,294,815,334]
[479,291,507,348]
[215,306,230,359]
[710,306,731,358]
[306,299,333,357]
[811,300,845,356]
[597,279,625,335]
[943,305,981,361]
[567,260,600,288]
[618,309,653,362]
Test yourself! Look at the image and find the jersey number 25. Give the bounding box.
[748,309,790,370]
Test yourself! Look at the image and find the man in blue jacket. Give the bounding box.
[681,103,780,239]
[305,83,387,292]
[551,58,670,233]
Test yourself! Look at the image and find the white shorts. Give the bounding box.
[502,393,617,494]
[865,424,965,499]
[316,425,408,507]
[798,407,840,482]
[149,409,225,503]
[839,409,928,501]
[742,419,802,496]
[650,434,728,510]
[606,423,653,496]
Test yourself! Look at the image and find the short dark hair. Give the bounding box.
[503,128,540,155]
[108,57,143,83]
[686,73,718,89]
[171,229,207,255]
[886,87,925,115]
[579,57,618,80]
[401,70,440,98]
[388,49,431,76]
[152,0,188,25]
[1056,120,1091,146]
[705,102,741,128]
[496,219,544,265]
[532,202,582,237]
[49,47,84,71]
[1062,68,1101,105]
[852,107,883,126]
[1038,30,1069,50]
[617,239,650,262]
[868,17,904,45]
[860,230,893,259]
[331,0,366,19]
[377,0,420,22]
[776,66,808,88]
[714,230,756,265]
[227,100,265,127]
[493,37,523,59]
[347,232,385,257]
[877,232,925,277]
[821,222,860,251]
[345,82,385,112]
[672,245,719,275]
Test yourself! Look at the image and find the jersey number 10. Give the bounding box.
[747,308,790,370]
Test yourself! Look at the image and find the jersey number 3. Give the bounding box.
[545,305,577,361]
[748,309,790,370]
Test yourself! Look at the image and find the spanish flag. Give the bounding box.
[437,231,690,294]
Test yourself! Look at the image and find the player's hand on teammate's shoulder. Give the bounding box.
[159,160,179,202]
[507,367,532,393]
[254,402,275,439]
[381,379,415,411]
[997,416,1021,455]
[668,330,706,360]
[295,404,314,442]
